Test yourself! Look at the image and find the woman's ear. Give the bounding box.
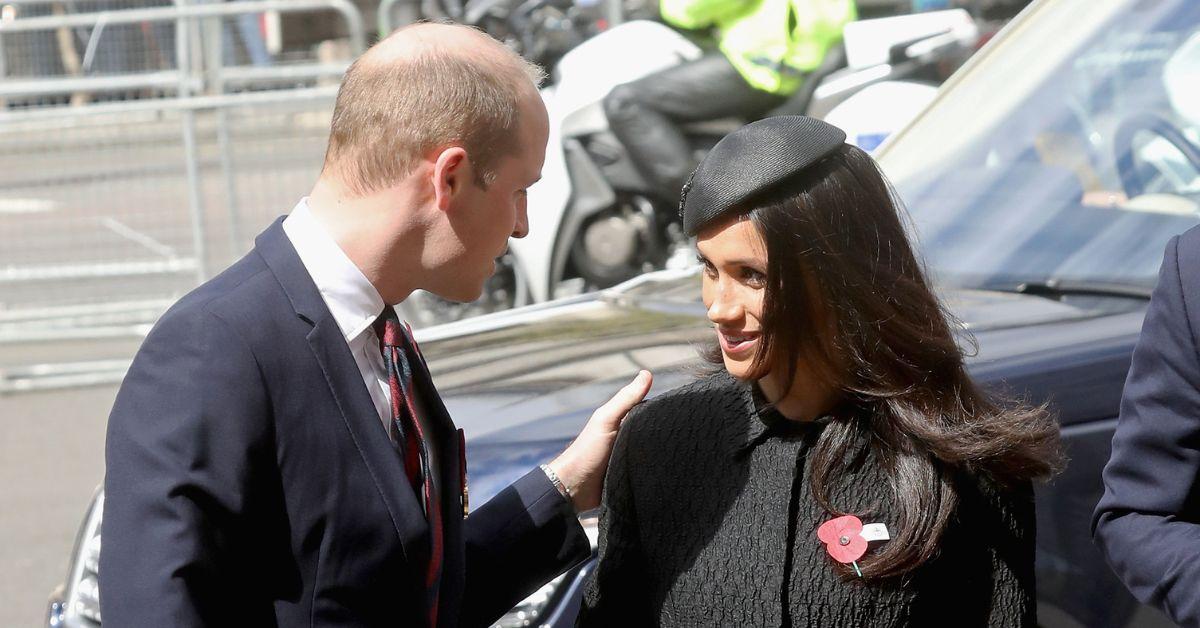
[431,146,469,212]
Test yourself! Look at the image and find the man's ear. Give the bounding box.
[432,146,469,212]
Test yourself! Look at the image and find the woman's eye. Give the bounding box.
[741,267,766,285]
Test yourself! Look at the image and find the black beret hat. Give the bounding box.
[680,115,846,236]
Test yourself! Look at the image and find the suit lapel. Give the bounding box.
[254,218,430,572]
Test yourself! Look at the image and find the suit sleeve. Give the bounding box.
[1093,233,1200,627]
[459,467,591,627]
[100,307,277,626]
[577,410,653,626]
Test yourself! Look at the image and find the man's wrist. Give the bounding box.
[540,463,573,507]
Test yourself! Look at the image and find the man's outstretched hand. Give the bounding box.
[548,370,652,512]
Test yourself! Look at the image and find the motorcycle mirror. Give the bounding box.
[887,28,953,64]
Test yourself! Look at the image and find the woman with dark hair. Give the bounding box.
[577,116,1063,627]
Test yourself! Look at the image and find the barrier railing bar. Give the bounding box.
[200,10,244,261]
[2,313,160,334]
[0,298,174,324]
[0,325,149,343]
[0,84,340,123]
[0,61,349,99]
[0,0,367,55]
[218,61,351,84]
[175,0,208,283]
[4,359,133,377]
[0,259,199,282]
[3,0,155,5]
[0,360,134,394]
[0,71,200,98]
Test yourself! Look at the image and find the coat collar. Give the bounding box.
[281,199,385,343]
[255,217,335,326]
[724,372,832,456]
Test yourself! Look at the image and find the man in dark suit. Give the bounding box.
[100,23,651,627]
[1094,225,1200,628]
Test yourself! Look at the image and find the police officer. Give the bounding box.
[603,0,856,202]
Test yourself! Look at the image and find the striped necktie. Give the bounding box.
[375,306,443,626]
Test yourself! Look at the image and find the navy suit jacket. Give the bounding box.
[100,219,590,627]
[1094,226,1200,628]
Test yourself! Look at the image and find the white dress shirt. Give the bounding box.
[283,199,440,491]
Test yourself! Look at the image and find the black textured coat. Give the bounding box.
[579,371,1036,627]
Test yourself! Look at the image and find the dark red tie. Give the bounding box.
[375,306,443,627]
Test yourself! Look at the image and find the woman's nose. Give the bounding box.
[706,285,743,325]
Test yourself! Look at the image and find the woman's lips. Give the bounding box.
[718,329,760,357]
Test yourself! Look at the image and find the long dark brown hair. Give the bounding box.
[704,143,1064,580]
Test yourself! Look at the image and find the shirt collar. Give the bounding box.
[730,374,832,455]
[282,198,387,342]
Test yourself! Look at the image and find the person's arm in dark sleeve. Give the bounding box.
[100,307,276,626]
[459,468,591,627]
[979,477,1038,627]
[459,372,652,627]
[1093,233,1200,627]
[577,410,652,626]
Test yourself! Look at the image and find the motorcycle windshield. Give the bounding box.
[878,0,1200,292]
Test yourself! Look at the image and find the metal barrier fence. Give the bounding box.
[0,1,368,392]
[0,0,365,105]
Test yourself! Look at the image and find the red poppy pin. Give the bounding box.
[818,515,868,574]
[818,514,896,577]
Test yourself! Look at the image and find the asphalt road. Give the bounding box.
[1,381,117,628]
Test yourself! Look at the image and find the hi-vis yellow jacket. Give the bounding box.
[661,0,857,95]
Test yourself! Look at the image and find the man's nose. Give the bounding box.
[511,199,529,239]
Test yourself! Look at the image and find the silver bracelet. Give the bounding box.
[540,464,572,502]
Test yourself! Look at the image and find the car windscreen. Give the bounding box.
[879,0,1200,291]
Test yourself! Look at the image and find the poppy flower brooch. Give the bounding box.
[816,515,890,577]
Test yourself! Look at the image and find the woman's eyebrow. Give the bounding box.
[720,257,766,268]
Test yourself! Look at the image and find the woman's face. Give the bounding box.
[696,216,768,381]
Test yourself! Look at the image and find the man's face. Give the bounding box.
[436,93,548,302]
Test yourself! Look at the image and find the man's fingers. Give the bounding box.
[596,370,652,421]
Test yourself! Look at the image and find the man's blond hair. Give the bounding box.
[322,24,545,196]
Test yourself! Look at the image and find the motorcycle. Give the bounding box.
[508,9,980,305]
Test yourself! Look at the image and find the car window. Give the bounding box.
[879,0,1200,290]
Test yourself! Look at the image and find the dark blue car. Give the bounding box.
[50,0,1200,625]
